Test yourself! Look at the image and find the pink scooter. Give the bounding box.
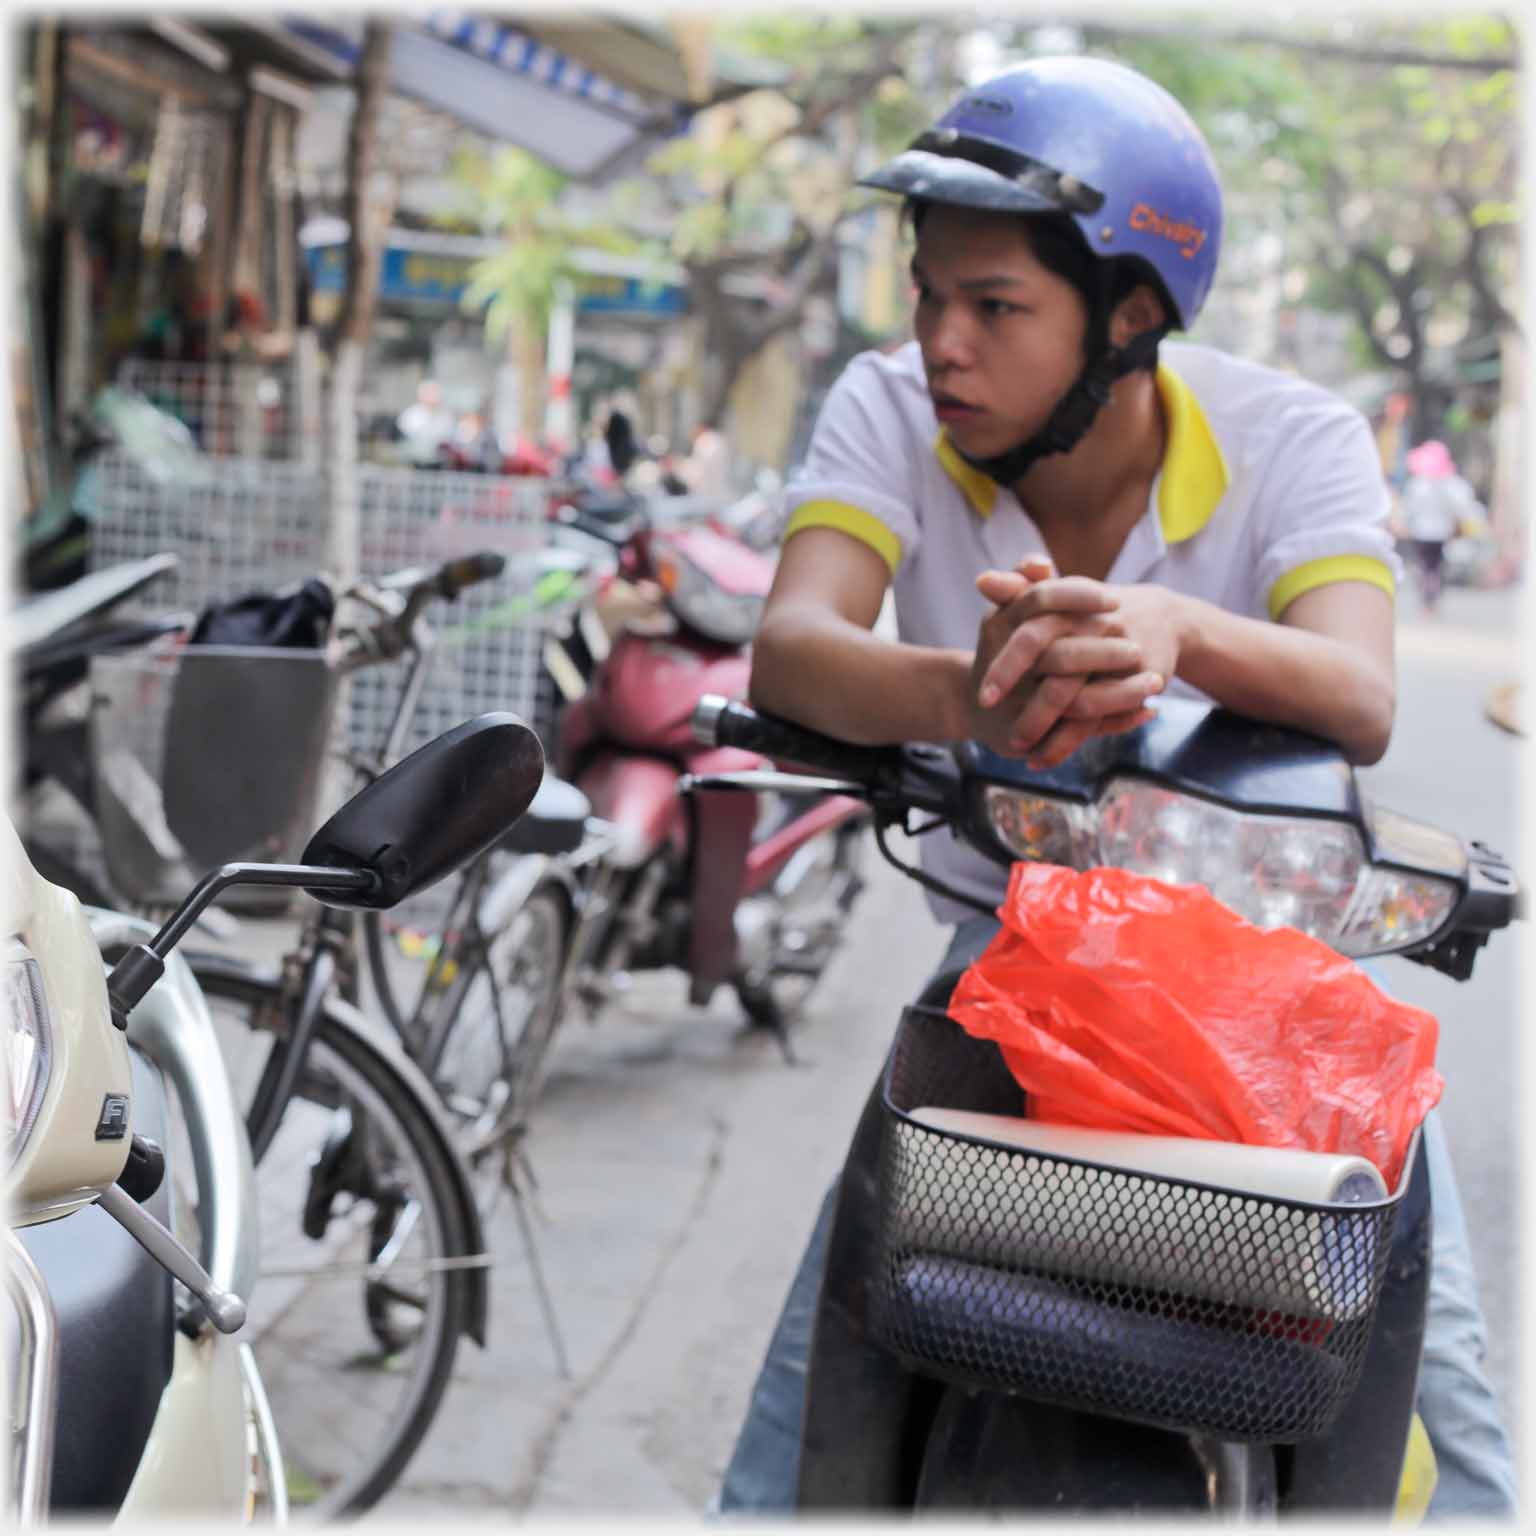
[519,495,870,1058]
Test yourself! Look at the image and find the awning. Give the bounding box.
[278,14,691,181]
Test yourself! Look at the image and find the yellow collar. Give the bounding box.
[934,429,997,518]
[1152,361,1229,543]
[932,361,1229,542]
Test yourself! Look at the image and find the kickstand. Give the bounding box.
[501,1139,573,1380]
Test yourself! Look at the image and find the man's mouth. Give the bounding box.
[930,391,981,421]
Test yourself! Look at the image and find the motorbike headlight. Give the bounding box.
[655,550,764,646]
[4,940,52,1166]
[1333,865,1461,957]
[979,777,1462,957]
[983,787,1096,868]
[1096,780,1370,945]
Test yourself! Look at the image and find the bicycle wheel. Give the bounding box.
[193,967,472,1519]
[430,882,569,1199]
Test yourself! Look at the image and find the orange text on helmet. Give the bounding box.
[1129,204,1207,260]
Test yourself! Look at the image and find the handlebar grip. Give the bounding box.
[692,695,896,783]
[437,551,506,598]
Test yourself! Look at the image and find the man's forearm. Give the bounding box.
[749,604,972,746]
[1176,595,1395,764]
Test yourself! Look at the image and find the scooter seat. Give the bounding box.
[573,494,636,525]
[500,774,590,856]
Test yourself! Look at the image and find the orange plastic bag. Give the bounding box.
[948,864,1443,1188]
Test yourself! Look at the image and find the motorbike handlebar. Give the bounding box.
[692,695,903,785]
[435,551,506,598]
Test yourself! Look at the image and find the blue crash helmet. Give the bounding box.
[861,55,1223,330]
[860,57,1224,480]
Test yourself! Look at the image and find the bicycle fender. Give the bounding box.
[477,852,570,937]
[187,957,491,1350]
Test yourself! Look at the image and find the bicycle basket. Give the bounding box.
[89,645,337,906]
[868,1005,1408,1444]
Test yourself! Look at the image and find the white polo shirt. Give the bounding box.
[781,338,1400,921]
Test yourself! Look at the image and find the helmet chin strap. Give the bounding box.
[957,326,1166,488]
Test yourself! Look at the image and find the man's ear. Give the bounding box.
[1109,284,1168,348]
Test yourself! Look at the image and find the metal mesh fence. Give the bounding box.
[85,451,553,752]
[869,1006,1401,1444]
[49,452,558,909]
[116,358,309,462]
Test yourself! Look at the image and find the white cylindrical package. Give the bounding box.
[910,1109,1388,1203]
[893,1108,1391,1320]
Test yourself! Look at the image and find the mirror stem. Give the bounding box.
[106,863,379,1023]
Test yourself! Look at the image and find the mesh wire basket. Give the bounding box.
[87,644,337,907]
[869,1005,1405,1444]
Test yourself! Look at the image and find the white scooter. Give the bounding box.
[4,710,544,1521]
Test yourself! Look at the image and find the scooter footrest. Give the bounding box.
[880,1254,1348,1443]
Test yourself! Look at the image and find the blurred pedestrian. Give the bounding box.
[604,405,638,478]
[396,379,455,468]
[1401,440,1476,612]
[681,418,732,497]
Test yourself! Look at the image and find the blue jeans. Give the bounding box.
[718,915,1517,1519]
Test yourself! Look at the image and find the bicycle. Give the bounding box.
[357,534,615,1188]
[180,552,542,1517]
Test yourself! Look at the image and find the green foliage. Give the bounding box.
[1092,14,1520,369]
[447,145,641,340]
[722,15,866,59]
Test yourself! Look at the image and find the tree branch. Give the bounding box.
[1441,182,1522,337]
[722,29,913,201]
[1080,19,1516,73]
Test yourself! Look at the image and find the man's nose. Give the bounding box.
[921,302,973,369]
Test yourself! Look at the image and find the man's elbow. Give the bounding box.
[747,616,797,716]
[1344,681,1395,766]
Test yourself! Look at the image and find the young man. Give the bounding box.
[722,55,1513,1518]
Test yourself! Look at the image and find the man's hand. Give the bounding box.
[970,562,1166,763]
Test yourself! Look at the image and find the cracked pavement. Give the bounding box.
[361,824,944,1520]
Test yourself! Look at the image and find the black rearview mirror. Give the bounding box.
[300,713,544,909]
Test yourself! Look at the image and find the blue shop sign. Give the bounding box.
[306,244,689,316]
[306,244,474,305]
[575,273,689,318]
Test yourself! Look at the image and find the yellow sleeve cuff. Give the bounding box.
[783,500,903,575]
[1268,555,1396,620]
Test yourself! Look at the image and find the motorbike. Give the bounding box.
[4,811,276,1522]
[488,495,869,1061]
[3,711,544,1522]
[687,692,1520,1516]
[15,552,193,907]
[23,385,215,594]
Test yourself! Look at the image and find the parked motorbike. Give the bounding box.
[688,693,1520,1515]
[14,552,192,907]
[22,385,214,593]
[5,812,276,1522]
[3,711,544,1522]
[498,496,869,1062]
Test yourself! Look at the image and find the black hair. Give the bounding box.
[905,199,1168,372]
